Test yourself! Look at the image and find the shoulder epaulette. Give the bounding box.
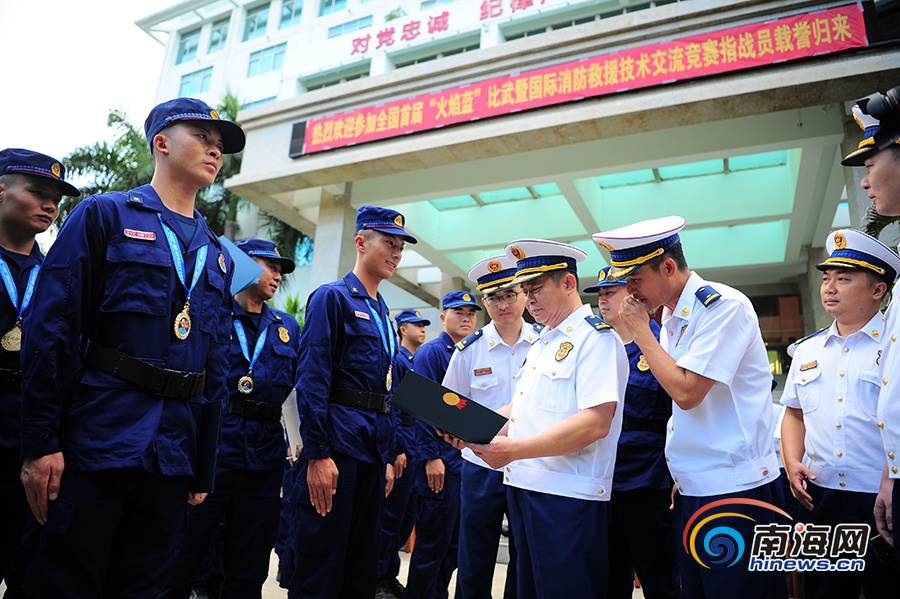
[584,314,612,332]
[532,322,545,333]
[787,326,829,358]
[695,285,722,308]
[455,328,483,351]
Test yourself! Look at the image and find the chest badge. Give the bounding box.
[278,327,290,343]
[555,342,574,362]
[637,355,650,371]
[218,253,227,273]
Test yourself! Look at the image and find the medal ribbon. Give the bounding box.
[158,215,208,305]
[233,319,268,372]
[364,299,396,359]
[0,258,39,321]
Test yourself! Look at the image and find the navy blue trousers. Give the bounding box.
[674,481,788,599]
[803,484,899,599]
[608,487,678,599]
[507,486,609,599]
[32,467,191,598]
[405,466,461,599]
[455,460,516,599]
[376,457,416,582]
[288,452,384,599]
[160,467,283,599]
[0,446,29,581]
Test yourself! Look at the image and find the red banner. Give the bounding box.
[301,4,867,155]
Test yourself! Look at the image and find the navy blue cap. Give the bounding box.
[144,98,246,154]
[395,309,431,327]
[0,148,80,197]
[356,205,417,244]
[442,291,482,311]
[582,266,627,293]
[234,238,296,274]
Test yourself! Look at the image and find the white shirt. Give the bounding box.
[877,277,900,479]
[781,315,885,493]
[506,304,627,501]
[662,272,780,496]
[442,320,539,469]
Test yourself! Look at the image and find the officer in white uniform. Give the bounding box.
[594,217,786,599]
[841,102,900,564]
[444,255,540,599]
[781,228,900,598]
[461,239,628,599]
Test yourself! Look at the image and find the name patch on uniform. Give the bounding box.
[474,367,492,376]
[555,342,574,362]
[354,310,370,320]
[124,228,156,241]
[799,361,818,371]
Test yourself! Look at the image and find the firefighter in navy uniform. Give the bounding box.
[583,266,677,599]
[377,310,430,598]
[0,149,80,592]
[162,238,301,599]
[288,205,416,599]
[18,98,243,597]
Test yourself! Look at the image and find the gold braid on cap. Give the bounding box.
[820,257,886,275]
[514,262,570,277]
[476,275,516,291]
[610,247,665,267]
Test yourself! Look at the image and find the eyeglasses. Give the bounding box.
[483,291,521,307]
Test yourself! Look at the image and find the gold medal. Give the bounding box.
[386,364,393,392]
[1,322,21,352]
[174,301,191,340]
[238,372,254,394]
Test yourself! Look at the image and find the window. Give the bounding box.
[305,71,367,91]
[319,0,347,17]
[327,15,371,38]
[280,0,303,28]
[248,43,287,77]
[244,4,269,41]
[394,43,479,68]
[420,0,455,8]
[209,18,230,53]
[245,96,277,109]
[176,29,201,64]
[179,67,213,96]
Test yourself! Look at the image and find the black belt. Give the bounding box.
[83,342,206,399]
[622,415,668,434]
[0,368,21,393]
[228,397,282,421]
[331,388,390,414]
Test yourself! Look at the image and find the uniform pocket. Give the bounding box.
[534,362,575,413]
[792,368,822,415]
[859,368,881,418]
[340,318,380,372]
[100,241,171,316]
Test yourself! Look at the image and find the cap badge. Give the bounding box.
[394,214,403,227]
[509,245,525,260]
[442,392,467,410]
[597,270,607,283]
[415,311,422,317]
[51,163,62,178]
[463,293,472,302]
[488,260,502,273]
[209,109,220,120]
[834,232,846,250]
[279,326,290,342]
[555,341,574,362]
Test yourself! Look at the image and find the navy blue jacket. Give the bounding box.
[296,271,395,465]
[391,344,416,457]
[613,320,673,491]
[0,244,43,448]
[20,185,233,477]
[411,331,462,475]
[221,303,300,470]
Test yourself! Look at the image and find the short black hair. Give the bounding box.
[645,243,688,272]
